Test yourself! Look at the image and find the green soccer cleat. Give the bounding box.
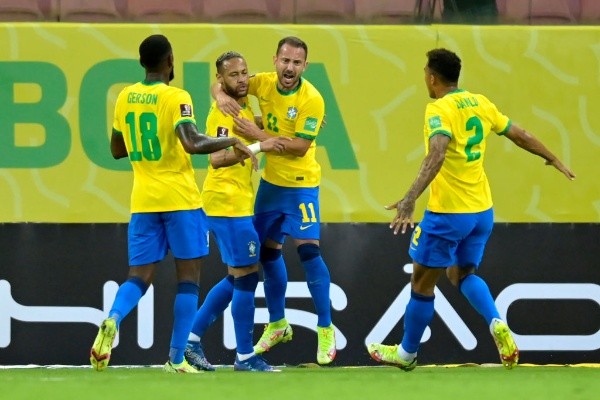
[163,359,203,374]
[253,319,293,354]
[367,343,417,372]
[90,317,117,371]
[316,325,336,365]
[491,319,519,370]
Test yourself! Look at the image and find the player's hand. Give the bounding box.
[216,93,242,117]
[231,139,259,171]
[385,198,416,235]
[233,116,262,141]
[260,137,292,153]
[546,159,576,180]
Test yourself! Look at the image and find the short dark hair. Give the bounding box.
[426,48,461,84]
[139,34,172,71]
[276,36,308,58]
[215,51,244,74]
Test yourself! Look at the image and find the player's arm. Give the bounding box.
[110,129,128,159]
[233,115,311,157]
[176,122,258,170]
[385,133,450,234]
[504,124,575,180]
[209,137,290,169]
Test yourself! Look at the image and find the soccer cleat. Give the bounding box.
[184,341,215,372]
[367,343,417,372]
[163,359,202,373]
[316,325,336,365]
[234,355,279,372]
[491,319,519,370]
[253,319,293,354]
[90,317,117,371]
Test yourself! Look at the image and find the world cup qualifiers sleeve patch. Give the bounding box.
[180,104,193,117]
[303,117,318,132]
[217,126,229,137]
[428,115,442,130]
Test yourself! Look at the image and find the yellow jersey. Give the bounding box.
[249,72,325,187]
[201,100,256,217]
[424,89,511,213]
[113,80,202,213]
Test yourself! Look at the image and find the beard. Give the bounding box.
[169,69,174,82]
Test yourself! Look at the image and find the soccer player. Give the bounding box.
[212,36,337,365]
[183,51,289,372]
[89,34,256,374]
[368,48,575,371]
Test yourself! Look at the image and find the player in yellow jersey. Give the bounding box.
[368,48,575,371]
[89,35,257,374]
[183,51,288,372]
[212,37,337,365]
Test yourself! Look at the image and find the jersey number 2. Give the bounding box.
[125,112,162,161]
[465,116,483,162]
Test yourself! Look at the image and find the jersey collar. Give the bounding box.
[276,77,303,96]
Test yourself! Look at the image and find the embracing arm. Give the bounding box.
[233,116,311,157]
[504,123,575,180]
[177,122,258,170]
[210,82,242,117]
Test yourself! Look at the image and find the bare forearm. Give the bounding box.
[404,151,445,201]
[210,148,250,169]
[190,136,239,155]
[512,131,557,162]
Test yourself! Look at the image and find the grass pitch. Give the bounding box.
[1,364,598,400]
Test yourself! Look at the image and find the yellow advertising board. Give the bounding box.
[0,23,597,222]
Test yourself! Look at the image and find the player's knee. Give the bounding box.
[233,271,259,292]
[297,243,320,262]
[128,277,150,295]
[177,281,200,296]
[259,246,281,264]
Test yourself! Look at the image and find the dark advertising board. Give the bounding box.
[0,223,598,366]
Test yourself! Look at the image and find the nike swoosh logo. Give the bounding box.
[260,96,269,102]
[300,225,313,230]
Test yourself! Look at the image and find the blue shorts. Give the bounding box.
[408,208,494,268]
[208,216,259,267]
[128,208,209,266]
[254,179,321,244]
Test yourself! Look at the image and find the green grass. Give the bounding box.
[1,365,598,400]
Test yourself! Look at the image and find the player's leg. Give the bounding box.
[368,261,444,371]
[163,209,207,373]
[90,212,163,371]
[287,187,335,364]
[451,208,518,369]
[185,274,232,371]
[185,217,238,371]
[253,212,293,354]
[230,264,276,372]
[369,211,454,371]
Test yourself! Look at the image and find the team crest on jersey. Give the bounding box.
[217,126,229,137]
[248,241,257,257]
[180,104,192,117]
[287,106,298,119]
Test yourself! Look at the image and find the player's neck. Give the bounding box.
[144,72,169,85]
[436,85,458,98]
